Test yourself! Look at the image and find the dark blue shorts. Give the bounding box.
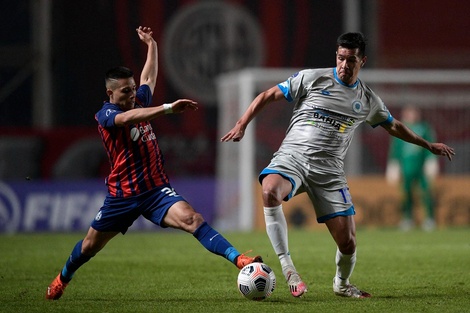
[91,184,186,234]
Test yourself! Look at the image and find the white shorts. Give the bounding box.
[259,152,355,223]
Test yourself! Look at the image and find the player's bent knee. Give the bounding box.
[338,238,356,255]
[261,188,283,206]
[180,211,205,232]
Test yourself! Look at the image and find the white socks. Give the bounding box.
[335,248,356,286]
[264,205,295,277]
[264,205,357,285]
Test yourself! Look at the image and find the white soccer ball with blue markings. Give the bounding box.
[237,262,276,301]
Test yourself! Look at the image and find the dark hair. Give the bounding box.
[105,66,133,81]
[336,32,367,57]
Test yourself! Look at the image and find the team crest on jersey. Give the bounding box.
[106,109,117,116]
[352,100,363,113]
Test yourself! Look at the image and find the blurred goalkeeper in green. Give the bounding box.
[387,106,438,231]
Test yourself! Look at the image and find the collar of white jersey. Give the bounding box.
[333,68,360,88]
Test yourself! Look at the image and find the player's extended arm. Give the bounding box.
[381,119,455,161]
[114,99,198,126]
[136,26,158,94]
[221,86,285,142]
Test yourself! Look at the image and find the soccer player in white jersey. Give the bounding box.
[221,32,455,298]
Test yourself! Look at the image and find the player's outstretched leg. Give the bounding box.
[236,252,263,269]
[46,239,93,300]
[193,221,262,268]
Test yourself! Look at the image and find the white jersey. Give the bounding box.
[276,67,392,173]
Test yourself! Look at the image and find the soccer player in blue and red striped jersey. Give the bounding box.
[46,26,261,300]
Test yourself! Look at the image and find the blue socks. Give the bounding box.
[193,222,240,264]
[60,240,92,282]
[59,223,239,283]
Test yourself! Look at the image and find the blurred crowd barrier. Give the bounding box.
[254,176,470,229]
[0,127,106,181]
[0,178,215,234]
[0,127,215,181]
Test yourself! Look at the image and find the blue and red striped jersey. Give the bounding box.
[95,85,169,197]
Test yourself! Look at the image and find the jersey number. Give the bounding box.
[162,187,178,197]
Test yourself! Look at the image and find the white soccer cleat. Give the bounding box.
[422,218,436,232]
[333,277,371,298]
[399,219,414,232]
[286,270,307,297]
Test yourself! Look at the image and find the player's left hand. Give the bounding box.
[169,99,198,114]
[430,143,455,161]
[136,26,154,42]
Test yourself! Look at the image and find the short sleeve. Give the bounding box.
[366,91,393,128]
[95,105,122,128]
[277,71,309,103]
[136,84,152,107]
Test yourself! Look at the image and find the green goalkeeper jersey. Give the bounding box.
[389,121,436,173]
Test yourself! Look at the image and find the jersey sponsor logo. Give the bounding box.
[307,120,342,139]
[138,124,156,142]
[310,109,355,133]
[130,127,140,141]
[130,124,157,142]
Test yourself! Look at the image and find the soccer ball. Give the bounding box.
[237,262,276,301]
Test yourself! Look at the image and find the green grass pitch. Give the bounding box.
[1,228,469,313]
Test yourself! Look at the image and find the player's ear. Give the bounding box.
[360,56,367,67]
[106,89,113,97]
